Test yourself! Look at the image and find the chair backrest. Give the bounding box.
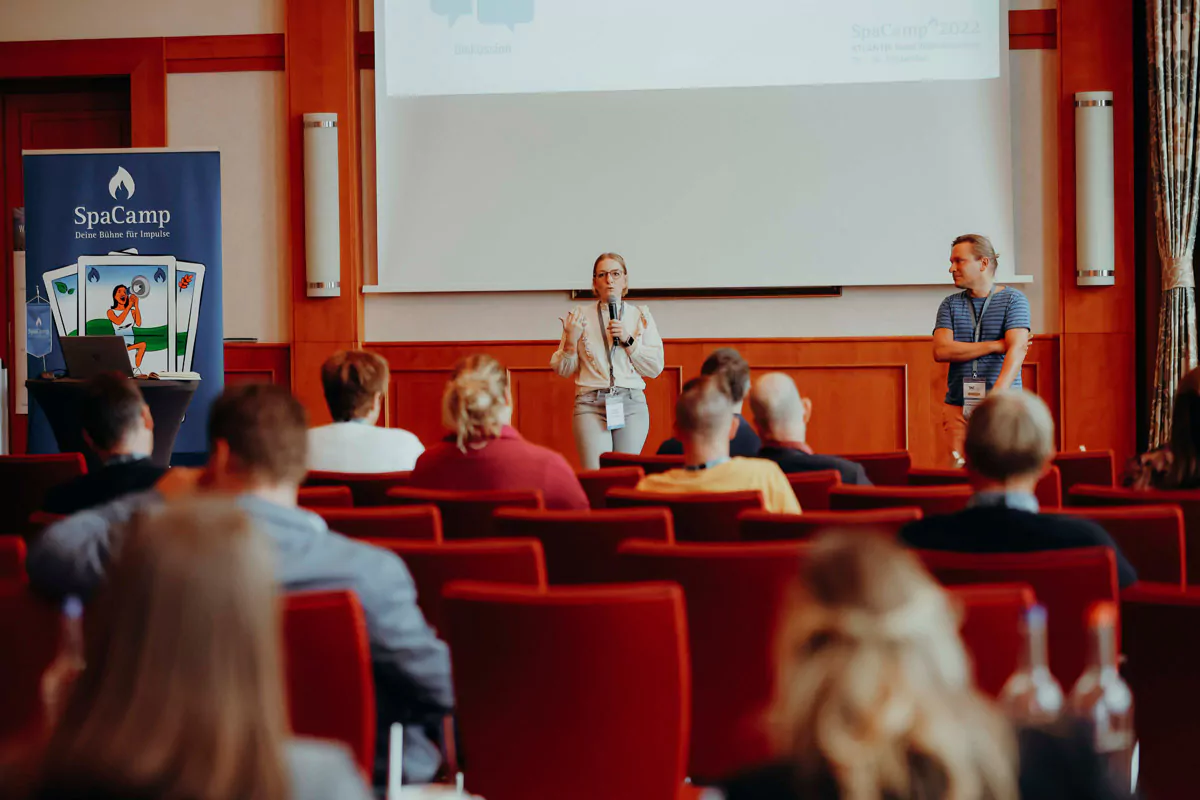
[1122,591,1200,800]
[918,547,1118,687]
[576,466,645,509]
[832,451,911,486]
[785,469,842,511]
[282,590,376,777]
[0,453,87,535]
[1070,484,1200,587]
[298,485,354,509]
[738,507,922,542]
[493,508,673,584]
[598,451,684,475]
[370,539,547,634]
[907,467,1063,508]
[304,470,413,506]
[1045,505,1186,588]
[605,488,763,542]
[316,505,443,543]
[948,583,1036,698]
[1053,450,1116,495]
[384,487,544,540]
[618,539,812,783]
[0,584,61,748]
[0,537,27,582]
[442,581,689,800]
[830,485,972,517]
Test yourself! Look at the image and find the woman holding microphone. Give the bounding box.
[551,253,665,469]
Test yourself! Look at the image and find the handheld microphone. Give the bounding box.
[607,290,621,347]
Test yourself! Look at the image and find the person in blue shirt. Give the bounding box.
[657,347,761,457]
[933,234,1031,466]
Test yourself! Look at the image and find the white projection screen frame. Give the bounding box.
[373,0,1018,293]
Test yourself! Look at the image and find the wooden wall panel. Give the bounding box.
[387,369,453,448]
[223,343,291,387]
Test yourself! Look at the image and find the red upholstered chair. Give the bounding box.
[785,469,841,511]
[576,466,644,509]
[442,582,689,800]
[1070,484,1200,586]
[492,508,673,585]
[298,485,354,509]
[1045,505,1186,588]
[304,470,413,506]
[605,488,763,543]
[370,539,546,634]
[948,583,1036,698]
[1122,590,1200,800]
[598,451,684,475]
[618,540,812,783]
[907,466,1063,508]
[0,453,87,536]
[1053,450,1116,495]
[738,507,922,542]
[0,584,61,747]
[283,590,375,777]
[316,506,443,543]
[830,485,972,517]
[832,451,910,486]
[384,487,544,540]
[0,537,27,582]
[918,547,1119,688]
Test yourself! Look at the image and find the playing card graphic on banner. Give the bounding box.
[23,149,223,459]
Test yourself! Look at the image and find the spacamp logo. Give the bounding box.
[74,166,171,235]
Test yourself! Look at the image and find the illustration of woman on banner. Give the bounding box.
[108,284,146,368]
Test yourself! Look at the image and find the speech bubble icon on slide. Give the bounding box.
[431,0,473,26]
[477,0,533,30]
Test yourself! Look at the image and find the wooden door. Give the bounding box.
[1,80,130,453]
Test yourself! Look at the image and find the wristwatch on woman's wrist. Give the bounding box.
[620,335,635,348]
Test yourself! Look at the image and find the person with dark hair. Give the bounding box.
[636,375,799,514]
[26,383,454,786]
[1126,365,1200,489]
[308,349,424,472]
[657,347,762,457]
[42,372,165,514]
[900,390,1136,588]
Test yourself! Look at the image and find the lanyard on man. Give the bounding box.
[596,300,626,431]
[962,285,996,418]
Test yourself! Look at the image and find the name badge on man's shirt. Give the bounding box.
[605,395,626,431]
[962,379,987,418]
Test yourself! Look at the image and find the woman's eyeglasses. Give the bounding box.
[594,270,625,280]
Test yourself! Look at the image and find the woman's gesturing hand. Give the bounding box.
[560,307,586,348]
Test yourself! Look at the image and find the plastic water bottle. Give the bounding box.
[1069,601,1134,789]
[40,595,86,725]
[999,604,1063,724]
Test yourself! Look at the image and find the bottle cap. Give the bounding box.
[1026,603,1047,627]
[1088,600,1117,628]
[63,595,83,619]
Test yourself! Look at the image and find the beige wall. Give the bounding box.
[0,0,283,40]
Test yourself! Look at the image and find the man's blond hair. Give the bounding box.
[964,390,1054,481]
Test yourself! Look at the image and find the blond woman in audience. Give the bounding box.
[6,499,371,800]
[411,354,589,510]
[718,533,1129,800]
[551,252,665,469]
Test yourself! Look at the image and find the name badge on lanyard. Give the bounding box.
[963,286,996,419]
[605,395,626,430]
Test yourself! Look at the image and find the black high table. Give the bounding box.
[26,378,199,468]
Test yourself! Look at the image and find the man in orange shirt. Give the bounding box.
[637,375,800,514]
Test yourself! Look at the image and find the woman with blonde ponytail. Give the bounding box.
[718,533,1130,800]
[410,355,589,510]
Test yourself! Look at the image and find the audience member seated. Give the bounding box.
[410,354,589,510]
[720,532,1131,800]
[42,373,165,515]
[4,498,371,800]
[307,349,424,473]
[1126,365,1200,489]
[637,375,800,514]
[26,384,454,785]
[657,347,762,457]
[748,372,871,486]
[900,390,1137,588]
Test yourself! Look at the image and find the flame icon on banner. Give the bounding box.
[88,267,100,283]
[108,166,135,200]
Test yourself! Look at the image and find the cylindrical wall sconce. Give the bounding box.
[1075,91,1115,287]
[303,112,341,297]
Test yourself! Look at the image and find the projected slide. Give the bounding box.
[384,0,1001,97]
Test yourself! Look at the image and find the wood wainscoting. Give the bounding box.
[365,336,1062,470]
[224,342,292,388]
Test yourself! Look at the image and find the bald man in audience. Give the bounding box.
[637,375,800,514]
[900,389,1137,588]
[748,373,871,486]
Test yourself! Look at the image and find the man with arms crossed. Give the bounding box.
[934,234,1031,465]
